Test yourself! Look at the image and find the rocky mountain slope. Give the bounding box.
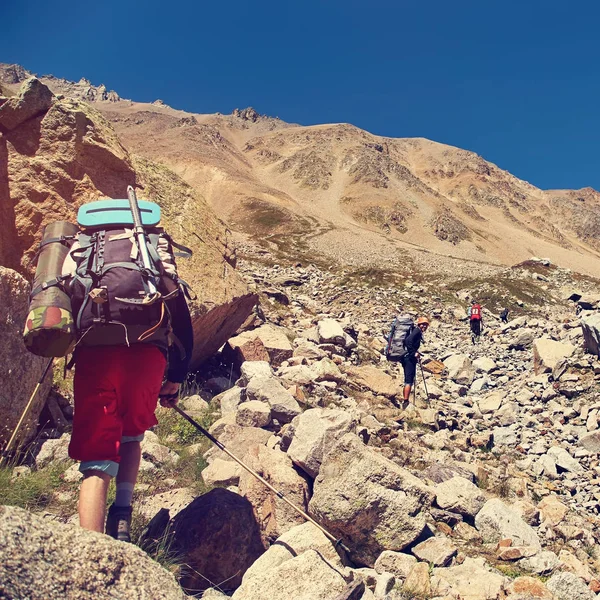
[3,62,600,600]
[3,63,600,278]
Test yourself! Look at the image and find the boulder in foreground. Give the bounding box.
[308,433,434,566]
[0,505,185,600]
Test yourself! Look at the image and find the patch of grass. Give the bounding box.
[583,543,597,559]
[154,407,219,449]
[338,267,399,288]
[164,448,213,496]
[404,418,431,432]
[0,462,72,512]
[52,363,74,397]
[131,514,184,575]
[495,564,526,579]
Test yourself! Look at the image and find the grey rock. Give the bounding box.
[287,407,356,478]
[246,376,301,423]
[309,433,434,566]
[475,499,541,549]
[546,572,596,600]
[518,550,561,575]
[0,267,53,451]
[0,506,185,600]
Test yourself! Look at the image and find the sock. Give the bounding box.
[115,482,134,507]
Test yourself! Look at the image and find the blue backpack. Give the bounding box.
[385,316,414,361]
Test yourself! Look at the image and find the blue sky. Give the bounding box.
[3,0,599,191]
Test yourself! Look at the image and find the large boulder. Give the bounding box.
[231,549,348,600]
[287,407,356,478]
[241,521,345,584]
[0,267,52,450]
[308,433,434,566]
[246,376,301,423]
[581,313,600,357]
[474,499,541,549]
[0,506,185,600]
[204,423,271,464]
[239,445,310,543]
[0,76,256,368]
[0,76,55,131]
[533,338,575,374]
[546,572,596,600]
[171,488,265,594]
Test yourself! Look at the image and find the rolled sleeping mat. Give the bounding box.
[23,221,79,357]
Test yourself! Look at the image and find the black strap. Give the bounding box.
[163,233,193,259]
[30,276,69,299]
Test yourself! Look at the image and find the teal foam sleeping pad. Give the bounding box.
[77,199,161,228]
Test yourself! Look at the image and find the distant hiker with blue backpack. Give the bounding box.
[23,187,194,542]
[385,315,430,404]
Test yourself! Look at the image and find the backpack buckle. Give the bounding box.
[89,286,108,304]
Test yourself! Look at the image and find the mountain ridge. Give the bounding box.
[2,62,599,277]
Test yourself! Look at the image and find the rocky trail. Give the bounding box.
[4,239,600,600]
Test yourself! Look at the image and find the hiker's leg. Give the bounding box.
[115,438,142,506]
[79,470,111,532]
[402,357,417,402]
[70,348,122,532]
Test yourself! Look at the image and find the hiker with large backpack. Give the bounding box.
[23,187,194,542]
[385,315,430,404]
[468,299,483,344]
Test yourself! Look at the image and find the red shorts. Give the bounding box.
[69,345,166,471]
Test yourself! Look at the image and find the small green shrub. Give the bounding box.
[0,463,70,511]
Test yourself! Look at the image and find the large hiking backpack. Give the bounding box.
[67,199,191,349]
[470,304,482,321]
[385,315,414,361]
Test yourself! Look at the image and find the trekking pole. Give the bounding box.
[0,357,53,468]
[172,405,352,555]
[127,185,158,297]
[418,357,430,403]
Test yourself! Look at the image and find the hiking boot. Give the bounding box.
[106,503,133,542]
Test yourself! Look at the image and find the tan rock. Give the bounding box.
[435,476,487,517]
[239,444,310,543]
[235,400,271,428]
[453,522,483,543]
[137,488,196,520]
[0,505,185,600]
[374,550,417,579]
[242,521,345,583]
[343,365,401,398]
[558,549,593,583]
[403,562,431,597]
[507,576,553,599]
[412,536,457,567]
[533,338,575,374]
[224,336,270,366]
[538,495,568,526]
[287,407,356,478]
[432,557,509,599]
[232,549,348,600]
[226,324,293,367]
[204,424,271,464]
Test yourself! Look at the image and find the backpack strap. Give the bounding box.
[161,233,193,259]
[29,275,71,299]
